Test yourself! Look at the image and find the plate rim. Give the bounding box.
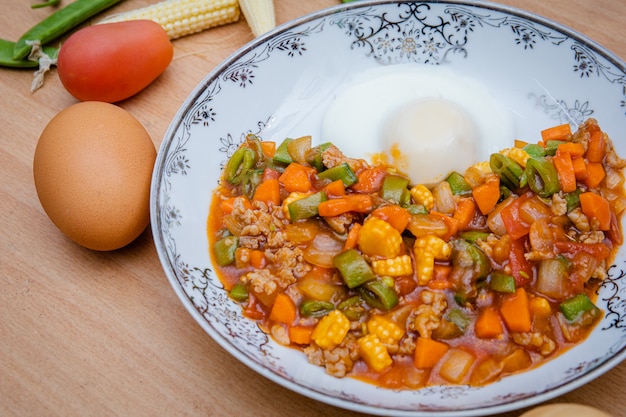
[150,1,626,415]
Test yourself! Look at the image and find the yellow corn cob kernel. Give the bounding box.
[371,254,413,277]
[367,315,405,345]
[414,235,451,260]
[357,217,402,259]
[100,0,241,39]
[358,334,393,372]
[500,147,530,168]
[239,0,276,37]
[413,235,451,285]
[410,184,434,211]
[311,310,350,350]
[414,248,435,285]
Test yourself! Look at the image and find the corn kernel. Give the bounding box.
[358,334,393,372]
[311,310,350,349]
[414,235,451,260]
[358,217,402,259]
[372,255,413,276]
[367,315,405,345]
[410,185,434,211]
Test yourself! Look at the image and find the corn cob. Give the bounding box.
[358,334,393,372]
[99,0,241,39]
[357,217,403,259]
[239,0,276,37]
[311,310,350,350]
[367,315,405,345]
[371,254,413,277]
[413,235,451,285]
[410,184,434,211]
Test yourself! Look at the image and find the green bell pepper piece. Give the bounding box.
[445,171,472,196]
[560,294,599,322]
[489,271,516,293]
[490,153,524,190]
[214,236,238,266]
[273,138,294,165]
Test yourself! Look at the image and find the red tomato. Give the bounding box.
[57,20,173,103]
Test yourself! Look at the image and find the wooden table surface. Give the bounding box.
[1,0,624,416]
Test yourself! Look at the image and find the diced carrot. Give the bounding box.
[252,178,281,206]
[472,174,500,215]
[278,163,315,193]
[318,194,373,217]
[414,337,449,369]
[371,205,411,232]
[475,307,504,339]
[343,223,362,251]
[541,123,572,142]
[249,249,266,269]
[585,162,605,188]
[500,288,531,333]
[572,156,588,181]
[269,293,297,324]
[324,179,346,198]
[288,325,314,345]
[260,141,276,158]
[452,198,476,231]
[514,139,529,149]
[553,150,577,193]
[220,196,252,214]
[350,167,388,193]
[557,142,585,157]
[586,130,606,162]
[579,192,612,231]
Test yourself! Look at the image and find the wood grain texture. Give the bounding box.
[1,1,624,416]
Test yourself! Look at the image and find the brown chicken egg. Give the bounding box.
[33,101,156,251]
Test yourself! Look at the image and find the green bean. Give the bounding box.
[300,300,334,318]
[524,157,560,198]
[333,249,375,289]
[32,0,61,9]
[317,162,358,187]
[490,153,523,190]
[224,147,256,185]
[13,0,123,60]
[0,39,57,68]
[358,279,399,311]
[287,191,327,221]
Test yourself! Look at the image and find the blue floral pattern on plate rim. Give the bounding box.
[151,1,626,415]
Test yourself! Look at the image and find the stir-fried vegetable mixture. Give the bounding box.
[208,119,626,388]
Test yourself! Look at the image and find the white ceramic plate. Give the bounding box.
[151,1,626,415]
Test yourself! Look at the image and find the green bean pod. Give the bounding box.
[524,157,560,198]
[224,147,257,185]
[0,39,57,68]
[13,0,123,60]
[300,300,334,318]
[358,279,399,311]
[490,153,523,190]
